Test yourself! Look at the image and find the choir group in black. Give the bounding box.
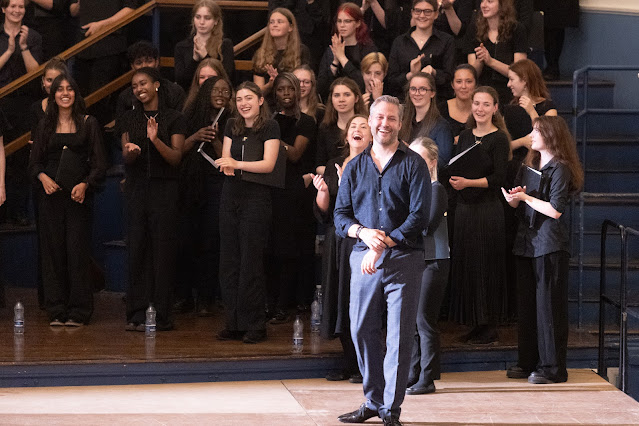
[6,0,584,424]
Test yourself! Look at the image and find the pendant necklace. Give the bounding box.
[144,112,159,121]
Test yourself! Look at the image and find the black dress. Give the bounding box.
[448,129,509,326]
[438,100,467,139]
[315,155,357,338]
[315,123,343,169]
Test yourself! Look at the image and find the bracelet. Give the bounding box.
[355,225,364,240]
[330,62,339,68]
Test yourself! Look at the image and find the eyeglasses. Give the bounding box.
[412,8,435,16]
[298,79,312,86]
[336,18,355,24]
[212,88,231,96]
[409,86,434,95]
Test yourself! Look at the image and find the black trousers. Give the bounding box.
[515,252,570,380]
[177,175,223,303]
[37,189,93,323]
[219,181,271,332]
[125,179,179,327]
[544,27,565,71]
[409,258,450,386]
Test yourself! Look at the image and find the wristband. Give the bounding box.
[355,225,364,240]
[330,62,339,69]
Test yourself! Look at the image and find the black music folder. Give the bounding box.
[520,165,544,228]
[55,146,89,191]
[240,143,286,189]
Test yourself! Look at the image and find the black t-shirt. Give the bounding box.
[315,123,343,168]
[223,117,281,184]
[0,25,43,86]
[274,112,316,188]
[118,108,187,180]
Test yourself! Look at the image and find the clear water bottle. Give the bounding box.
[145,304,156,338]
[292,315,304,352]
[310,302,321,333]
[14,301,24,334]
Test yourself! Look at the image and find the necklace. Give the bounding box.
[144,112,159,121]
[474,134,484,144]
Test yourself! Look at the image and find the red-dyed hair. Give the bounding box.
[335,2,373,46]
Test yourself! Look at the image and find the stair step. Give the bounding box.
[548,79,615,110]
[584,173,639,192]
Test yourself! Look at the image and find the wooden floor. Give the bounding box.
[0,287,599,366]
[0,370,638,425]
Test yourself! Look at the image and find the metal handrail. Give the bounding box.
[2,0,268,156]
[597,219,639,394]
[597,219,624,380]
[571,65,639,329]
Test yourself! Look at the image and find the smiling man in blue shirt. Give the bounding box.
[334,95,431,426]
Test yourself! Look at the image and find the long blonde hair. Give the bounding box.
[191,0,225,62]
[253,8,302,73]
[293,64,324,122]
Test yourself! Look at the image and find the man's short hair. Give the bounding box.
[127,40,159,64]
[370,95,403,122]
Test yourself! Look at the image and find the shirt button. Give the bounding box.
[379,208,382,211]
[379,191,382,195]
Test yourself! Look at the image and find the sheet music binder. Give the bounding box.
[197,107,225,169]
[240,141,286,189]
[55,146,89,191]
[520,165,544,228]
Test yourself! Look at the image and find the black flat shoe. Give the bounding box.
[216,329,244,341]
[243,330,267,344]
[338,403,378,423]
[507,365,533,379]
[349,372,363,383]
[383,417,402,426]
[325,370,349,381]
[406,381,436,395]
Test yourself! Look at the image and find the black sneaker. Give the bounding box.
[507,365,533,379]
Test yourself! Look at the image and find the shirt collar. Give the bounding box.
[363,140,408,155]
[541,157,559,171]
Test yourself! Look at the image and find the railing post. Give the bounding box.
[152,6,161,50]
[619,229,628,392]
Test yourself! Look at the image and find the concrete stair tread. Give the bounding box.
[579,193,639,204]
[547,79,615,88]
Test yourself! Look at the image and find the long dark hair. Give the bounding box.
[321,77,365,128]
[185,75,233,133]
[42,74,86,142]
[475,0,517,43]
[231,81,271,135]
[526,116,583,193]
[400,72,441,142]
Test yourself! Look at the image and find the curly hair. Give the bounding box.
[253,8,302,73]
[475,0,518,43]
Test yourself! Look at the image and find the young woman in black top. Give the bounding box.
[315,77,365,174]
[360,52,388,110]
[438,64,477,143]
[267,72,317,322]
[503,116,583,384]
[313,114,371,382]
[507,59,557,158]
[399,72,453,165]
[466,0,527,105]
[173,0,234,90]
[215,81,280,344]
[446,86,510,344]
[252,8,310,98]
[29,75,106,326]
[317,2,377,101]
[407,137,450,395]
[293,65,325,125]
[387,0,455,99]
[175,75,233,315]
[118,67,186,332]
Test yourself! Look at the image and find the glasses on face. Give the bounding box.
[412,8,435,16]
[409,86,434,95]
[336,18,355,24]
[212,88,230,96]
[298,79,312,86]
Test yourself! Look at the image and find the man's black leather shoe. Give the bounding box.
[528,370,567,384]
[338,403,378,423]
[507,365,533,379]
[382,416,402,426]
[406,381,436,395]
